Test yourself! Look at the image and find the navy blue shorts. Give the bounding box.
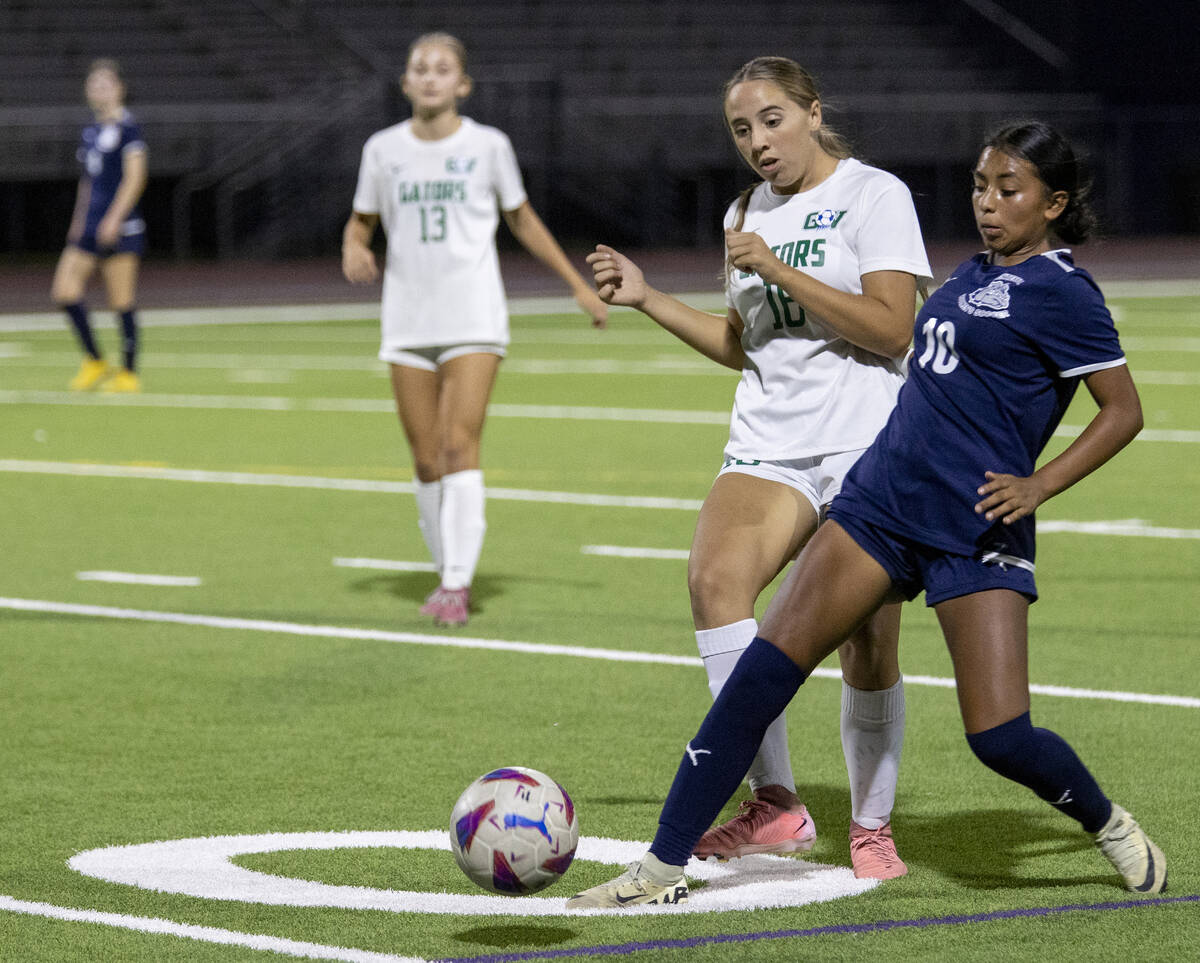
[73,220,146,258]
[828,506,1038,606]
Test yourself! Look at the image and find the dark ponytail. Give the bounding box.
[983,121,1098,244]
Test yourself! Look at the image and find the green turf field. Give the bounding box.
[1,288,1197,961]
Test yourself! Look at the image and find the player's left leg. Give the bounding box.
[428,351,501,625]
[837,602,907,879]
[937,589,1166,892]
[98,253,142,392]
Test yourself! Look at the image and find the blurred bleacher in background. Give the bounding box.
[0,0,1197,260]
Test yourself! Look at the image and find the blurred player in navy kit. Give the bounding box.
[343,33,606,627]
[569,121,1166,909]
[52,58,147,393]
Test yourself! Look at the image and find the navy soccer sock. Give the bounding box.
[965,711,1111,833]
[118,309,139,371]
[63,302,100,359]
[649,636,807,867]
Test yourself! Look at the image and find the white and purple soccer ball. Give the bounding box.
[449,766,579,895]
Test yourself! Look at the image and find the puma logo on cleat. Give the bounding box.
[650,885,689,904]
[685,742,711,766]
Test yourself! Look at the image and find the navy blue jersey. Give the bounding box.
[78,109,146,232]
[836,250,1125,565]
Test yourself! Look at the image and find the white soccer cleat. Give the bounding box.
[1093,803,1167,893]
[566,854,688,909]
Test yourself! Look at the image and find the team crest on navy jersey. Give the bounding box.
[804,208,846,229]
[958,273,1023,318]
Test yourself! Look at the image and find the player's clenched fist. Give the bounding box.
[587,244,649,310]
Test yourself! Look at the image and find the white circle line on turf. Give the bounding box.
[76,571,203,587]
[1,597,1196,708]
[0,893,426,963]
[67,831,877,917]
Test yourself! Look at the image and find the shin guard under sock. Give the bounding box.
[650,637,807,867]
[965,711,1111,833]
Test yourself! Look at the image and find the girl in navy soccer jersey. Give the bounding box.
[568,121,1166,909]
[52,59,147,393]
[342,33,607,628]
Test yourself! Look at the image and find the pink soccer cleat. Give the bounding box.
[419,587,451,617]
[849,821,908,879]
[693,799,816,861]
[432,587,470,626]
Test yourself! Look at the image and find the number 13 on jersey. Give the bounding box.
[419,205,447,243]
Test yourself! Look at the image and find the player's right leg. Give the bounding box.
[688,471,819,860]
[388,360,445,604]
[52,246,108,389]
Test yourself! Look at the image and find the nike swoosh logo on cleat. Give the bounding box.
[1135,848,1157,892]
[614,892,643,905]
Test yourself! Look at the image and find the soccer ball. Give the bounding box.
[449,766,579,895]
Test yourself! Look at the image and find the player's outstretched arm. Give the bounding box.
[502,202,607,328]
[588,244,745,371]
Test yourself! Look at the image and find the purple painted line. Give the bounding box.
[436,894,1200,963]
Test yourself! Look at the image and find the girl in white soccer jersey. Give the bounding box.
[570,122,1165,909]
[587,56,931,879]
[343,33,607,627]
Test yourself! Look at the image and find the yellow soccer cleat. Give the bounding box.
[69,358,112,391]
[101,368,141,393]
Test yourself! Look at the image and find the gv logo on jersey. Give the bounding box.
[804,208,846,229]
[445,155,477,174]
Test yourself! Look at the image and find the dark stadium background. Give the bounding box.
[0,0,1196,305]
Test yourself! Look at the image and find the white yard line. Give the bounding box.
[9,462,1200,528]
[0,391,733,425]
[0,460,705,510]
[0,894,425,963]
[332,558,437,573]
[0,596,1195,708]
[2,393,1199,441]
[583,545,692,559]
[2,352,729,376]
[76,571,202,587]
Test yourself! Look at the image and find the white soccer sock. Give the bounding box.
[439,469,486,591]
[413,478,443,574]
[840,677,905,830]
[696,618,796,795]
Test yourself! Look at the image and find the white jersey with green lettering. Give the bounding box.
[352,116,527,351]
[724,157,931,460]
